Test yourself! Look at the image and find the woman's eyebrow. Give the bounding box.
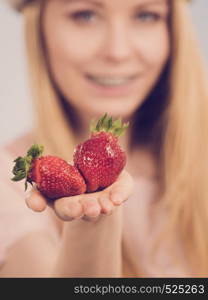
[138,0,168,8]
[60,0,168,10]
[62,0,103,7]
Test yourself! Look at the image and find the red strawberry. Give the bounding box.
[11,145,86,200]
[73,113,129,192]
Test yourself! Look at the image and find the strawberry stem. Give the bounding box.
[11,144,44,190]
[90,113,129,137]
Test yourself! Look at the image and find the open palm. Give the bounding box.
[25,170,134,222]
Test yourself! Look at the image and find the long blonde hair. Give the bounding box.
[22,0,208,276]
[23,0,76,160]
[161,0,208,276]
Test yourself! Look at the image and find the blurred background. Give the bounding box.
[0,0,208,146]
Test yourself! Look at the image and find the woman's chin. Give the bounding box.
[89,106,137,120]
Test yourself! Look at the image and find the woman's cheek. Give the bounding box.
[58,26,104,61]
[134,27,170,68]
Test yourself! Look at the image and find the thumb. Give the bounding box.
[25,187,47,212]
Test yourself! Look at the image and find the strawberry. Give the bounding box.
[73,113,129,192]
[11,144,86,200]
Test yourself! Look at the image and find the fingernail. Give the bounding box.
[112,194,122,205]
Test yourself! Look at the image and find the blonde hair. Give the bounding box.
[22,0,208,276]
[160,0,208,276]
[23,0,76,160]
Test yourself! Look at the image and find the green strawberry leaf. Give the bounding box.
[11,143,44,190]
[107,117,113,130]
[90,113,129,137]
[27,144,44,158]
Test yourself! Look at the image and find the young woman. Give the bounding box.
[1,0,208,277]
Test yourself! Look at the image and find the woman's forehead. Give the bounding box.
[49,0,170,11]
[58,0,169,5]
[11,0,171,11]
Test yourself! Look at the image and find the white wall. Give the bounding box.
[190,0,208,59]
[0,1,33,146]
[0,0,207,146]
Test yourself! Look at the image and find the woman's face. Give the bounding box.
[42,0,170,119]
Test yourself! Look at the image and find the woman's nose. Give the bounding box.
[101,21,135,63]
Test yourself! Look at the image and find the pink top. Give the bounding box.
[0,132,191,277]
[122,179,191,277]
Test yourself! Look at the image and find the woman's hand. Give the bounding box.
[25,170,134,222]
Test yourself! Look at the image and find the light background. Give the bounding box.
[0,0,207,146]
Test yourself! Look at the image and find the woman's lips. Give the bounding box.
[85,74,139,97]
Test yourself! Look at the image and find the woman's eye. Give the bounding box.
[69,10,96,23]
[135,11,162,23]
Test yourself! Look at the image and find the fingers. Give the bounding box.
[98,193,115,215]
[25,170,134,222]
[54,195,84,221]
[25,187,102,222]
[54,193,101,222]
[95,170,134,215]
[79,195,101,218]
[25,188,47,212]
[109,170,134,206]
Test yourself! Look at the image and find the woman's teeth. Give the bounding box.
[88,76,133,86]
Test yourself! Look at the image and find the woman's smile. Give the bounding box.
[84,73,140,97]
